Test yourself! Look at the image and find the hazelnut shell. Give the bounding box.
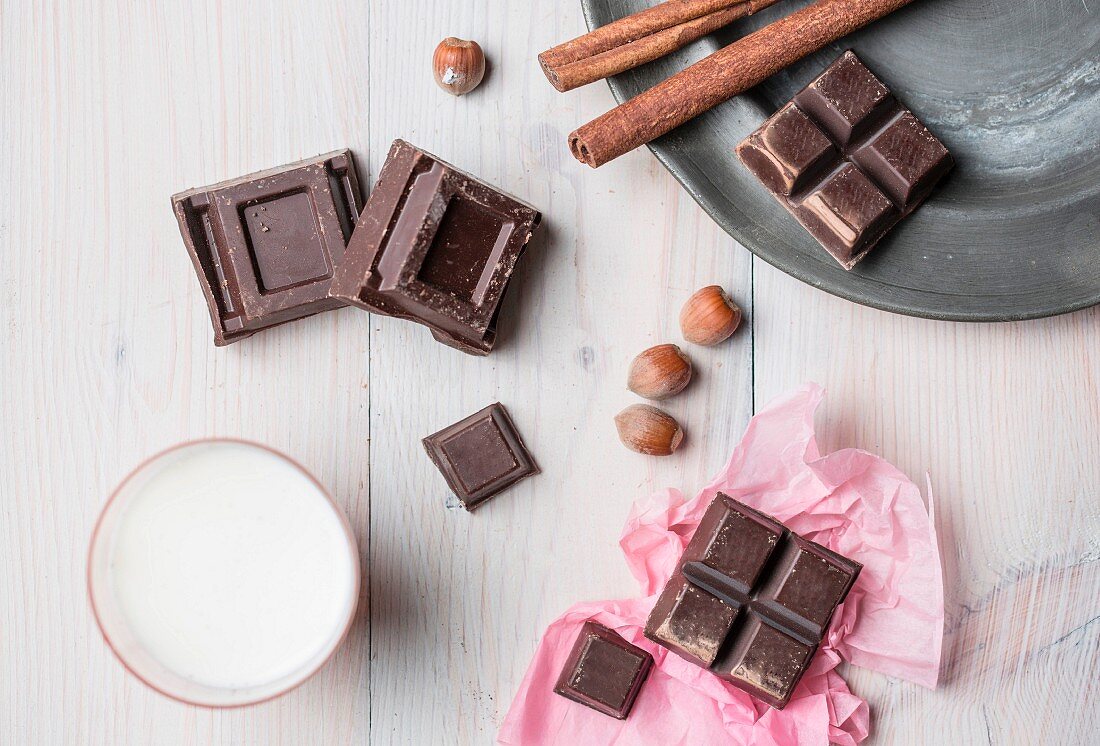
[680,285,742,346]
[614,404,684,456]
[433,37,486,95]
[627,344,692,400]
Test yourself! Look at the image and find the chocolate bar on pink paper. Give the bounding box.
[645,492,861,709]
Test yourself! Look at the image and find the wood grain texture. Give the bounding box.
[0,0,1095,745]
[753,262,1100,744]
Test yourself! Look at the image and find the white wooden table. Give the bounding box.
[2,2,1098,744]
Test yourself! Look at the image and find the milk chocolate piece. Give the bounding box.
[645,493,861,709]
[554,621,653,719]
[736,51,953,270]
[172,151,363,345]
[422,403,538,510]
[330,140,542,356]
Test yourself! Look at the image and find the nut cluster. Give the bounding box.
[614,285,744,456]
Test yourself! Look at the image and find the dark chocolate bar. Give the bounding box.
[554,621,653,719]
[644,493,861,709]
[422,403,538,510]
[329,140,541,356]
[736,51,953,269]
[172,151,363,345]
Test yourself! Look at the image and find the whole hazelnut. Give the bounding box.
[614,404,684,456]
[627,344,692,400]
[432,37,486,95]
[680,285,742,346]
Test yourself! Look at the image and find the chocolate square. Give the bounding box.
[644,494,861,709]
[795,164,897,267]
[553,621,653,719]
[690,494,784,591]
[851,111,953,210]
[758,538,861,634]
[172,150,363,345]
[422,403,538,510]
[737,51,953,270]
[792,51,894,147]
[737,104,836,197]
[647,578,738,669]
[330,140,541,356]
[714,615,815,705]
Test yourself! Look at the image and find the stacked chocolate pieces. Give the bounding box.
[331,140,541,355]
[645,493,860,709]
[737,51,953,269]
[173,141,541,354]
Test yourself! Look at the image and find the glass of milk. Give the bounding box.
[88,439,360,706]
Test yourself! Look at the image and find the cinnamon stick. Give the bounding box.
[541,0,742,71]
[544,3,776,92]
[568,0,916,168]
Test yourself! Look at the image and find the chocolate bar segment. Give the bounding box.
[554,621,653,720]
[422,403,538,510]
[172,150,363,345]
[644,493,861,709]
[737,51,953,270]
[330,140,541,355]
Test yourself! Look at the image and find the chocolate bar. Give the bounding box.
[736,51,953,269]
[644,493,860,709]
[330,140,541,356]
[422,403,538,510]
[172,151,363,345]
[554,621,653,719]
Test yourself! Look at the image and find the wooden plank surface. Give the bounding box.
[0,1,1096,744]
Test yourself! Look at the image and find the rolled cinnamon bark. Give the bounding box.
[568,0,915,168]
[540,0,741,73]
[544,4,759,92]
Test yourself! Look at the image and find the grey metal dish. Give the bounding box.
[579,0,1100,321]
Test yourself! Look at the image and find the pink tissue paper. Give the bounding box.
[498,383,943,745]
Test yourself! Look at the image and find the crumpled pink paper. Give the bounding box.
[499,383,943,745]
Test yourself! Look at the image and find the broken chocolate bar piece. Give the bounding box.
[172,150,363,345]
[422,403,538,510]
[736,51,953,269]
[554,621,653,719]
[330,139,542,356]
[645,493,861,709]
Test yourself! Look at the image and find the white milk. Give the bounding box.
[106,442,356,691]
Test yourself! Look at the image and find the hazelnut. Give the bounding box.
[432,37,486,95]
[627,344,692,400]
[614,404,684,456]
[679,285,742,346]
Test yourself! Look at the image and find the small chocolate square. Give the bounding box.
[646,577,738,668]
[736,51,953,270]
[330,140,541,356]
[690,497,784,592]
[738,103,836,197]
[172,150,363,345]
[553,621,653,719]
[851,111,953,210]
[422,403,538,510]
[793,51,894,146]
[761,538,862,633]
[795,164,897,268]
[644,493,861,709]
[715,615,815,707]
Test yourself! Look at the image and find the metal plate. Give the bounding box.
[579,0,1100,320]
